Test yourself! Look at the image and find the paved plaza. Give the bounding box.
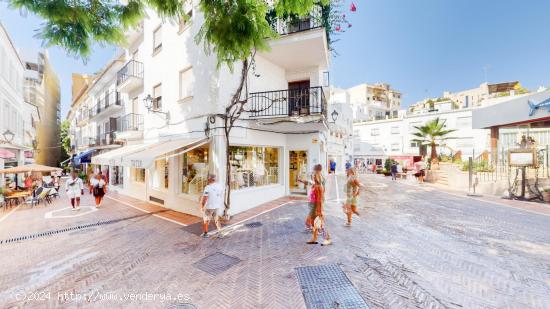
[1,174,550,308]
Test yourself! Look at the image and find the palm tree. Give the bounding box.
[412,118,456,162]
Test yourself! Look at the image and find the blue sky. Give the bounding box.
[2,0,550,117]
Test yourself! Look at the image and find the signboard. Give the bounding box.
[508,149,537,167]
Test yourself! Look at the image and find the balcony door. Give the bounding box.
[288,80,310,116]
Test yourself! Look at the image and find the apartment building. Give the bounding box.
[23,52,61,166]
[68,4,331,216]
[331,83,402,122]
[408,81,523,114]
[0,21,38,175]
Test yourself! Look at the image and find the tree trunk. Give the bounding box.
[224,125,231,217]
[430,141,437,161]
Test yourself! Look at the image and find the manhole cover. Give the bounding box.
[165,303,197,309]
[295,264,369,309]
[244,222,263,228]
[193,252,240,276]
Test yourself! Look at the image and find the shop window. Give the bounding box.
[112,166,124,186]
[180,145,209,195]
[229,146,279,190]
[131,168,145,183]
[153,159,169,189]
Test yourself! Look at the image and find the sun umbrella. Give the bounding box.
[0,163,62,174]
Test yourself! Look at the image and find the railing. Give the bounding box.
[248,86,326,118]
[117,60,144,85]
[269,6,324,35]
[86,137,97,147]
[89,91,121,118]
[117,113,144,132]
[95,132,116,146]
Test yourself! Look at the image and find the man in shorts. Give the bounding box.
[200,174,224,238]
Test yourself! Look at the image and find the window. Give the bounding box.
[153,159,169,189]
[153,84,162,109]
[179,67,194,100]
[410,142,419,148]
[178,6,193,33]
[370,128,379,136]
[391,126,399,134]
[153,26,162,54]
[180,145,209,195]
[391,143,400,151]
[131,168,145,183]
[229,146,279,189]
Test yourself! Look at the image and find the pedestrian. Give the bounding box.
[299,164,325,231]
[371,163,376,173]
[414,159,426,183]
[343,167,361,226]
[90,173,107,208]
[65,170,84,211]
[345,160,352,171]
[390,161,398,180]
[329,159,336,174]
[306,164,332,246]
[199,174,224,238]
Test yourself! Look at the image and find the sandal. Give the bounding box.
[306,241,318,245]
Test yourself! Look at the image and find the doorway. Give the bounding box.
[288,80,310,116]
[289,150,308,194]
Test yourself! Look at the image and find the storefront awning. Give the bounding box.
[75,149,95,164]
[122,137,209,168]
[91,143,155,166]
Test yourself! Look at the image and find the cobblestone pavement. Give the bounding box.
[1,174,550,308]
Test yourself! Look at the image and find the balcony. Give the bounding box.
[260,6,329,70]
[248,86,326,119]
[95,132,119,148]
[117,60,144,93]
[115,113,144,141]
[89,91,123,121]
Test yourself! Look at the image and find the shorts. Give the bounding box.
[346,196,358,206]
[203,208,221,222]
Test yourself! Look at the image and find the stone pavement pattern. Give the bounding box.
[0,174,549,308]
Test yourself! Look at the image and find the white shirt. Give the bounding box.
[202,183,224,210]
[65,177,84,198]
[90,178,106,188]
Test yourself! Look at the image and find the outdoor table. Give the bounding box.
[4,192,31,207]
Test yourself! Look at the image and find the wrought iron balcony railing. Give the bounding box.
[89,91,121,118]
[269,5,324,35]
[116,113,144,132]
[248,86,326,118]
[117,60,144,86]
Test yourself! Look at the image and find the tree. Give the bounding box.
[59,120,71,163]
[412,118,455,163]
[7,0,339,215]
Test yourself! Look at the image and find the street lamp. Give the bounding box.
[0,129,15,144]
[330,110,339,123]
[143,94,170,121]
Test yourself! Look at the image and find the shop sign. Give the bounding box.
[508,148,537,167]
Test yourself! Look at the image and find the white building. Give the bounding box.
[0,21,37,178]
[68,4,331,216]
[345,83,402,122]
[326,97,353,174]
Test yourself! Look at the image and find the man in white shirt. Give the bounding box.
[200,174,224,238]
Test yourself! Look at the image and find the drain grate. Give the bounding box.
[0,210,167,245]
[193,252,240,276]
[295,264,369,309]
[244,221,263,228]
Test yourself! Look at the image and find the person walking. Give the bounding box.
[329,160,336,174]
[200,174,224,238]
[300,164,325,231]
[306,164,332,246]
[390,162,398,180]
[65,170,84,211]
[345,160,352,171]
[90,173,107,208]
[343,167,361,226]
